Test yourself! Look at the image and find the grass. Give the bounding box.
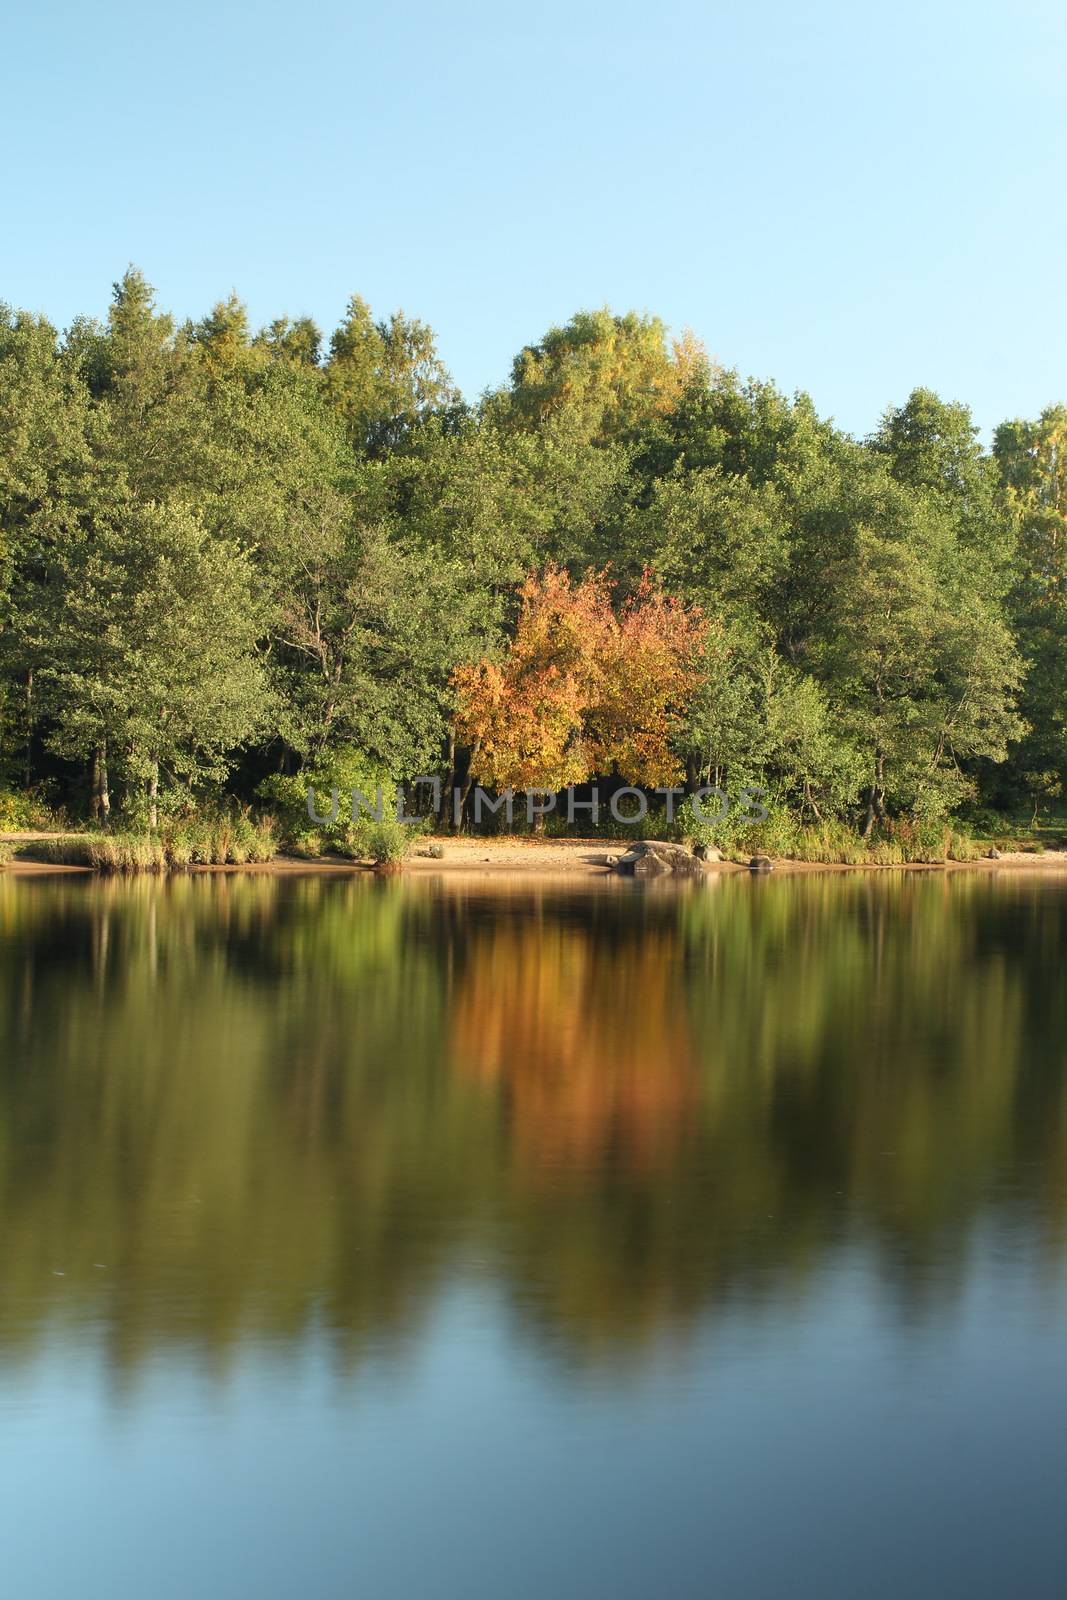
[6,800,1062,875]
[721,820,990,866]
[15,814,277,873]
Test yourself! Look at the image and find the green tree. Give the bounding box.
[994,406,1067,813]
[271,517,487,777]
[325,295,457,455]
[874,388,1013,581]
[25,501,269,821]
[825,515,1024,829]
[497,308,707,444]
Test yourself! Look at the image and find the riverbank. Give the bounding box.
[404,837,1067,875]
[4,831,1067,877]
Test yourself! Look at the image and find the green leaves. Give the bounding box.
[32,501,271,788]
[0,276,1051,834]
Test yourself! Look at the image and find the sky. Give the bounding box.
[3,0,1066,438]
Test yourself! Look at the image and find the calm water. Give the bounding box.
[2,870,1067,1598]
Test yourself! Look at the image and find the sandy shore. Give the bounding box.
[3,831,1065,878]
[400,837,1067,876]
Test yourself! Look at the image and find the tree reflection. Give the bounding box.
[0,871,1065,1378]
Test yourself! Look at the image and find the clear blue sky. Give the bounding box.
[4,0,1065,437]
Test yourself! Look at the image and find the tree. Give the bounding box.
[254,315,322,367]
[994,406,1067,811]
[497,309,708,444]
[324,295,458,455]
[453,568,612,794]
[270,516,488,777]
[824,518,1024,829]
[453,567,704,798]
[398,410,630,586]
[0,307,91,580]
[874,388,1013,581]
[635,464,788,616]
[995,406,1067,593]
[681,619,861,817]
[588,574,705,785]
[23,501,269,820]
[0,307,93,783]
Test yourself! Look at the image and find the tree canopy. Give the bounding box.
[0,271,1058,839]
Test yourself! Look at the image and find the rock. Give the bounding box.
[632,851,672,878]
[667,851,708,879]
[603,853,618,867]
[749,855,773,874]
[986,846,1002,860]
[693,842,723,862]
[614,840,707,879]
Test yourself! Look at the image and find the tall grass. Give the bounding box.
[542,800,976,862]
[711,817,983,865]
[22,814,277,873]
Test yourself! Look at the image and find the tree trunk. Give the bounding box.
[91,739,111,826]
[454,740,480,833]
[444,731,456,830]
[861,790,877,838]
[23,671,33,789]
[861,752,886,839]
[148,766,159,830]
[456,771,475,832]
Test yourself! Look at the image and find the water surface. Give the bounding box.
[2,871,1066,1597]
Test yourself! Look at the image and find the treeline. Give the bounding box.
[1,270,1065,838]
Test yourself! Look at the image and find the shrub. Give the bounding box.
[289,829,324,859]
[166,828,194,867]
[0,841,13,868]
[258,750,400,854]
[0,787,55,832]
[247,816,276,863]
[364,818,410,865]
[964,807,1011,839]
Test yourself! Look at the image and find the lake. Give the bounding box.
[1,870,1066,1598]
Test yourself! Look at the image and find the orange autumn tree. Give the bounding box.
[589,575,706,784]
[452,566,704,793]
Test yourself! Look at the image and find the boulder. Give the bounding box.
[632,851,672,878]
[986,846,1002,860]
[665,851,708,879]
[693,842,723,862]
[749,855,773,874]
[614,840,706,879]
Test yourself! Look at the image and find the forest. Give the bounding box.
[1,269,1065,860]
